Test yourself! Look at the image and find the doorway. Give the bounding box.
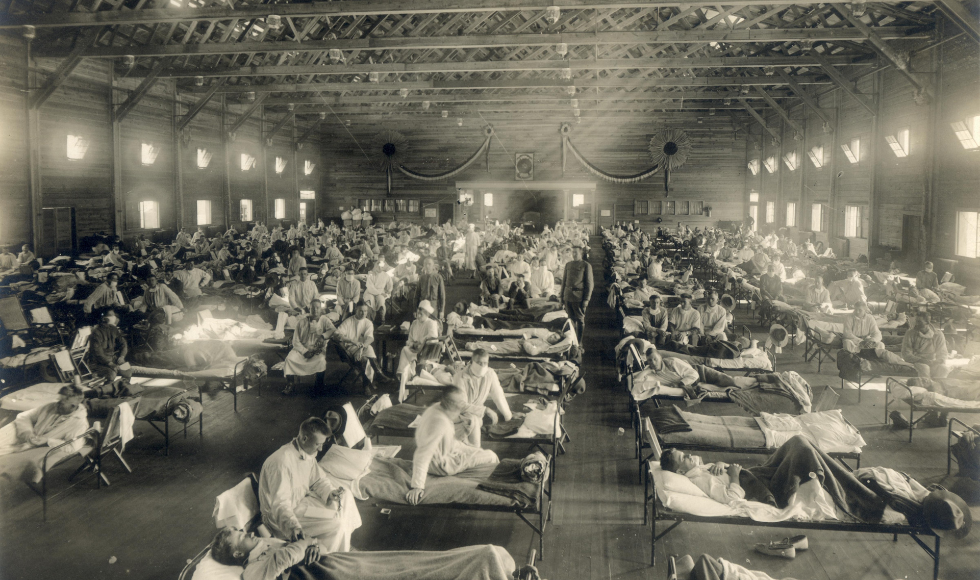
[439,203,454,226]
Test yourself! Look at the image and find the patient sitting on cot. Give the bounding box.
[208,529,516,580]
[0,383,88,485]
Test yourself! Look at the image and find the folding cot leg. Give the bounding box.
[933,536,940,580]
[165,417,170,456]
[113,448,132,473]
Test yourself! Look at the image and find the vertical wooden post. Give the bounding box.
[261,107,270,225]
[222,95,232,231]
[869,69,883,256]
[110,65,124,235]
[291,119,300,222]
[827,90,843,240]
[923,20,944,262]
[173,83,185,232]
[25,38,43,253]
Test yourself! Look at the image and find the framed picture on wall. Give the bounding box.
[424,207,437,218]
[600,209,611,217]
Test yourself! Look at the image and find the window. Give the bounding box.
[299,202,307,224]
[395,199,408,213]
[484,193,493,207]
[197,148,212,169]
[951,116,980,150]
[67,135,90,160]
[811,203,824,232]
[196,200,212,225]
[749,192,759,203]
[304,160,316,175]
[783,150,799,171]
[650,201,662,215]
[747,159,760,175]
[955,211,980,258]
[138,201,160,229]
[844,205,867,238]
[748,205,758,231]
[275,156,287,174]
[383,199,394,213]
[663,201,675,215]
[786,202,797,227]
[765,201,775,223]
[807,146,825,168]
[634,200,648,215]
[678,201,689,215]
[886,127,910,158]
[763,156,777,173]
[240,199,253,222]
[370,199,382,212]
[692,201,703,215]
[572,194,585,207]
[141,142,161,166]
[241,153,256,171]
[408,200,420,213]
[841,137,860,164]
[274,198,285,219]
[300,190,316,200]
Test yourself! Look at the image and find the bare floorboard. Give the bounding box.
[1,236,978,580]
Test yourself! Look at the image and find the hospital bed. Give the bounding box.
[885,377,980,443]
[947,418,979,477]
[643,450,943,579]
[128,355,263,412]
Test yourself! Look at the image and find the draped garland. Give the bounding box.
[560,123,661,185]
[376,126,494,194]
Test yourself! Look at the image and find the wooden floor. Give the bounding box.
[1,237,978,580]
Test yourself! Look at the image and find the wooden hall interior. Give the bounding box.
[1,2,979,580]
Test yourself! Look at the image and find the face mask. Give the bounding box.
[470,364,489,377]
[690,456,703,467]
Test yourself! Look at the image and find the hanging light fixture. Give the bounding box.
[123,55,135,68]
[709,108,716,116]
[399,88,409,98]
[328,49,344,64]
[195,76,204,86]
[368,71,379,83]
[422,101,430,110]
[545,6,560,24]
[319,112,327,120]
[457,118,463,127]
[22,25,36,40]
[560,68,572,80]
[266,15,282,29]
[441,110,449,118]
[246,91,256,102]
[556,43,568,57]
[566,85,576,95]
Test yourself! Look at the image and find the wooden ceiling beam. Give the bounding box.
[264,111,295,141]
[839,7,932,95]
[738,97,781,143]
[113,60,166,122]
[259,92,778,106]
[935,0,980,43]
[226,93,269,135]
[176,78,226,130]
[289,102,749,114]
[809,49,877,115]
[37,27,931,58]
[140,56,867,79]
[774,67,833,129]
[753,85,804,135]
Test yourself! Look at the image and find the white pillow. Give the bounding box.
[212,478,259,530]
[660,469,709,498]
[191,551,243,580]
[318,445,373,483]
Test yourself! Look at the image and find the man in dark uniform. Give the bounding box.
[560,246,593,343]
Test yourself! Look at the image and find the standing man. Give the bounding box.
[463,223,480,278]
[258,417,361,553]
[560,246,593,343]
[362,260,393,323]
[415,258,446,320]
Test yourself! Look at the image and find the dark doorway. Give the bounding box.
[439,203,454,225]
[902,214,921,261]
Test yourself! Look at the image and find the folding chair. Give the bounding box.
[0,295,31,344]
[68,326,93,379]
[334,341,373,389]
[48,349,104,390]
[35,404,131,520]
[800,317,837,373]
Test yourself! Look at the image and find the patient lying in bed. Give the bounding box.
[464,329,575,357]
[208,530,516,580]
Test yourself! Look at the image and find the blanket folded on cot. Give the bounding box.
[280,545,516,580]
[477,458,547,508]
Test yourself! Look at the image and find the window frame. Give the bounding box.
[747,159,760,175]
[240,199,253,222]
[811,203,826,232]
[141,142,161,166]
[841,137,861,164]
[484,192,494,207]
[808,145,825,168]
[196,199,212,226]
[885,127,910,158]
[786,202,797,228]
[843,205,868,239]
[955,210,980,259]
[138,200,161,229]
[663,200,675,215]
[763,155,778,174]
[765,201,775,224]
[274,198,286,220]
[197,147,212,169]
[299,190,316,200]
[572,194,585,207]
[634,200,649,216]
[678,201,690,215]
[67,134,90,161]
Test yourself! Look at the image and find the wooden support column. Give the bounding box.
[291,122,301,223]
[173,82,185,231]
[828,90,843,240]
[261,107,271,225]
[25,39,43,253]
[222,95,233,231]
[110,65,124,235]
[924,20,945,261]
[868,70,882,255]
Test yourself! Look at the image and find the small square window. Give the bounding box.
[241,153,256,171]
[383,199,395,213]
[304,160,316,175]
[951,116,980,150]
[197,148,212,169]
[691,201,703,215]
[763,156,777,173]
[807,146,825,168]
[395,199,408,213]
[240,199,253,222]
[663,201,675,215]
[275,156,287,174]
[782,151,799,171]
[139,200,160,229]
[747,159,760,175]
[196,200,212,226]
[408,200,420,213]
[67,135,90,160]
[370,199,382,212]
[274,198,285,219]
[635,200,648,215]
[484,193,493,207]
[749,192,759,203]
[678,201,689,215]
[886,128,910,158]
[141,142,161,166]
[572,194,585,207]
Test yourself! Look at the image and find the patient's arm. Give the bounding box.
[486,373,513,422]
[242,539,312,580]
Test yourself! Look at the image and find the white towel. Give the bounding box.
[117,401,135,451]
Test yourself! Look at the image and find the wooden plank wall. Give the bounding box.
[321,114,747,232]
[0,35,30,248]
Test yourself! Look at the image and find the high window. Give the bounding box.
[275,156,287,174]
[141,142,161,166]
[808,146,825,168]
[841,137,861,164]
[951,116,980,150]
[241,153,257,171]
[304,160,316,175]
[747,159,760,175]
[886,127,910,158]
[197,148,212,169]
[763,156,777,174]
[783,151,799,171]
[300,190,316,200]
[67,135,90,160]
[955,211,980,258]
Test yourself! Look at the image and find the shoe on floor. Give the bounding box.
[890,410,910,430]
[921,411,948,428]
[754,542,796,559]
[779,535,808,550]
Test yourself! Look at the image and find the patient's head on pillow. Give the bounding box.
[210,527,250,567]
[660,448,702,474]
